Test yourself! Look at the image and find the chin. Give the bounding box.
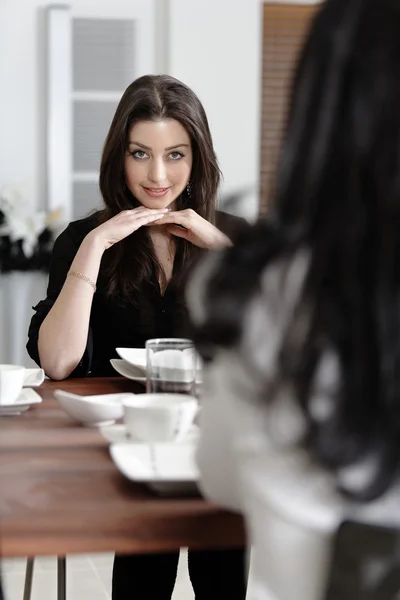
[142,199,173,210]
[138,192,177,210]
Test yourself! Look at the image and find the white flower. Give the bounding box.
[6,209,47,258]
[0,185,63,259]
[0,186,24,215]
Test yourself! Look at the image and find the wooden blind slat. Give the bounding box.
[259,3,320,215]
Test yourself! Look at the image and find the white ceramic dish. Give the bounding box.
[109,441,199,495]
[110,359,146,383]
[23,368,45,387]
[115,348,146,372]
[54,390,135,427]
[0,364,26,404]
[115,348,203,379]
[123,394,198,443]
[0,388,42,416]
[100,422,200,445]
[111,357,203,385]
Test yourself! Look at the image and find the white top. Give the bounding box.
[189,250,400,600]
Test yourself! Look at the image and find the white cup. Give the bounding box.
[0,364,25,405]
[122,393,198,443]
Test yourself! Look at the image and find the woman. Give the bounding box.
[27,75,247,599]
[188,0,400,598]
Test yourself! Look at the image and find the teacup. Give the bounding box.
[0,364,25,405]
[122,393,198,443]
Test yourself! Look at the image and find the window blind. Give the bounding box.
[260,3,320,214]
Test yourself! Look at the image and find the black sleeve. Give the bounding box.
[26,224,93,378]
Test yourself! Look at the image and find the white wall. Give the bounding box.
[0,0,154,212]
[0,0,43,207]
[169,0,262,221]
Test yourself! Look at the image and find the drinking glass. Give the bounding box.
[145,338,197,396]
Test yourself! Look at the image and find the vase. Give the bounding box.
[0,271,47,366]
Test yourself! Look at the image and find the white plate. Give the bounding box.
[110,441,199,495]
[100,422,200,445]
[23,368,45,387]
[110,359,146,383]
[115,348,146,372]
[111,357,203,385]
[0,388,42,415]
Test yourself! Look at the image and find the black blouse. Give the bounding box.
[27,210,246,378]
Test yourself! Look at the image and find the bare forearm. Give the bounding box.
[38,233,105,380]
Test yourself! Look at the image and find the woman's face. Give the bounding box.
[124,118,193,209]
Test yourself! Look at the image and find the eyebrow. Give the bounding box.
[128,141,190,151]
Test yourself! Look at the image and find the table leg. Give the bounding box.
[57,557,66,600]
[22,558,34,600]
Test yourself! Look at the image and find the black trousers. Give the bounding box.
[112,548,247,599]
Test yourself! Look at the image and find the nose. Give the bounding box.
[148,157,167,184]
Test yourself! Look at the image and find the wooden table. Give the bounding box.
[0,378,245,558]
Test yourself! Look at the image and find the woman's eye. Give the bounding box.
[132,150,148,159]
[168,151,184,160]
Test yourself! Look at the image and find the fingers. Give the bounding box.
[111,207,168,235]
[155,212,190,227]
[135,213,167,226]
[115,208,168,225]
[130,207,168,218]
[119,207,167,215]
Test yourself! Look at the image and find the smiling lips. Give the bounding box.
[142,186,170,198]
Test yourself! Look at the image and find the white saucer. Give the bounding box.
[109,441,199,495]
[110,358,203,385]
[23,368,45,387]
[0,388,42,415]
[100,422,200,445]
[110,359,146,383]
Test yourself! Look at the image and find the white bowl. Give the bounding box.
[54,390,134,427]
[115,348,146,371]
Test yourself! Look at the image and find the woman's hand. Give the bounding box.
[87,207,169,251]
[152,209,232,249]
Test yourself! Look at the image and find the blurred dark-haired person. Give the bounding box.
[27,74,247,599]
[188,0,400,598]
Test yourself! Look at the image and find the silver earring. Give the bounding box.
[186,180,192,197]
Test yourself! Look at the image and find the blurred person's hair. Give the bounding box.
[195,0,400,502]
[98,74,221,301]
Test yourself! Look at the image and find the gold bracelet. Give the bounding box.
[67,270,97,292]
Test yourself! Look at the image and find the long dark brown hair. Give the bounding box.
[98,74,221,302]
